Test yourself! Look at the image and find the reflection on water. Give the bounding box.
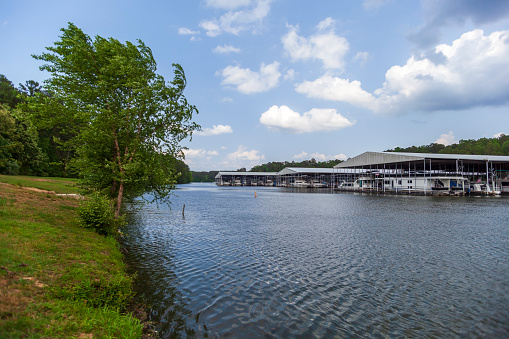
[122,183,509,338]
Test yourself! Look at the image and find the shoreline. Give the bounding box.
[0,177,148,337]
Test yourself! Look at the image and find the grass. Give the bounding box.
[0,174,80,194]
[0,175,143,338]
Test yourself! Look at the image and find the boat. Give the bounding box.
[291,179,309,188]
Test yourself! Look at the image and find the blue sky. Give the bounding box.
[2,0,509,171]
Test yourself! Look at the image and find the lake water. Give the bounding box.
[122,183,509,338]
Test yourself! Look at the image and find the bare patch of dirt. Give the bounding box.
[1,183,77,206]
[22,187,57,194]
[0,274,32,322]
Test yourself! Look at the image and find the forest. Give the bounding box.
[387,135,509,155]
[249,158,344,172]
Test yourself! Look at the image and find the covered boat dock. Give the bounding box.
[215,172,278,186]
[334,152,509,195]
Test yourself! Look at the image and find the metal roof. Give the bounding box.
[215,171,278,179]
[277,167,335,175]
[334,151,509,168]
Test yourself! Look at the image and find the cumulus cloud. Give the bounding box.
[298,29,509,115]
[195,124,233,136]
[184,148,219,158]
[228,145,264,162]
[219,61,281,93]
[293,151,348,161]
[213,44,241,54]
[182,148,220,170]
[259,105,355,134]
[409,0,509,48]
[493,132,505,138]
[435,131,455,146]
[373,29,509,114]
[282,18,349,70]
[200,0,272,37]
[295,75,375,108]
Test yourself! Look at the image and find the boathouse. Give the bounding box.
[334,152,509,195]
[277,168,334,187]
[215,172,278,186]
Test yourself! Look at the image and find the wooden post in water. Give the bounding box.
[255,191,257,198]
[182,204,185,218]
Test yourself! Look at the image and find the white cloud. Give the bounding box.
[373,29,509,114]
[219,61,281,94]
[221,145,265,170]
[299,30,509,115]
[182,148,220,171]
[221,97,233,103]
[213,45,241,54]
[184,148,219,158]
[204,0,251,10]
[316,17,335,30]
[296,75,375,108]
[259,105,355,134]
[200,21,222,37]
[435,131,455,146]
[353,51,370,65]
[283,69,295,81]
[282,18,349,70]
[293,151,309,159]
[178,27,200,35]
[200,0,272,37]
[493,132,505,138]
[228,145,264,161]
[293,151,347,161]
[195,124,233,136]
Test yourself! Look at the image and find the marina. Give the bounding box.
[215,152,509,195]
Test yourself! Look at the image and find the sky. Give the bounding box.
[1,0,509,171]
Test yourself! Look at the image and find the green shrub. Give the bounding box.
[53,274,135,311]
[77,193,124,236]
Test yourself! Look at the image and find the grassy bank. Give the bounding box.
[0,175,143,338]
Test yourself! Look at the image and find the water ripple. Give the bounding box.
[123,184,509,338]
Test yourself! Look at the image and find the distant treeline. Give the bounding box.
[387,134,509,155]
[189,159,343,182]
[191,171,219,182]
[0,74,192,183]
[249,158,343,172]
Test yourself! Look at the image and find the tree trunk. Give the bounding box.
[115,179,124,218]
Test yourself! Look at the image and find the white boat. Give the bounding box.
[291,179,309,188]
[310,180,325,188]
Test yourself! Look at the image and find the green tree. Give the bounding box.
[0,105,22,174]
[0,75,22,108]
[175,159,192,184]
[0,104,44,175]
[19,80,43,97]
[27,23,199,217]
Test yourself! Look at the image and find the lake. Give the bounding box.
[122,183,509,338]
